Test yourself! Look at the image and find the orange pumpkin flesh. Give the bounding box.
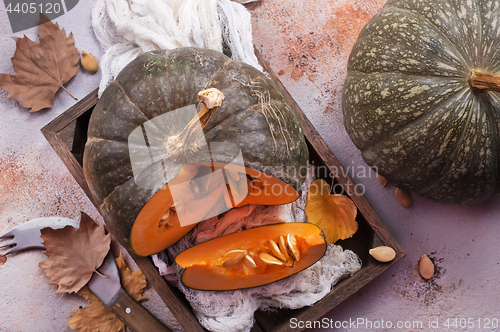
[175,223,327,291]
[130,162,300,256]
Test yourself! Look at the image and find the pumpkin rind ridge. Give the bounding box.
[343,0,500,204]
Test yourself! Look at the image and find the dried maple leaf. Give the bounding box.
[39,212,111,294]
[67,252,148,332]
[0,14,79,112]
[305,178,358,244]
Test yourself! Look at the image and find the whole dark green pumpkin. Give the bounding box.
[83,47,308,250]
[342,0,500,204]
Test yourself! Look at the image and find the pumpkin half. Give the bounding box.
[83,48,309,256]
[175,222,327,291]
[342,0,500,204]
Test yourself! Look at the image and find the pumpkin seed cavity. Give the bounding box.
[247,175,267,194]
[269,239,286,261]
[159,203,177,228]
[220,233,301,270]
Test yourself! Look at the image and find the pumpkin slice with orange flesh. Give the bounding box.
[131,162,301,256]
[175,222,327,291]
[130,163,224,256]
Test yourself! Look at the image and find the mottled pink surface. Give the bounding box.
[1,0,500,331]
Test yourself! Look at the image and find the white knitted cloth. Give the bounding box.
[91,0,261,96]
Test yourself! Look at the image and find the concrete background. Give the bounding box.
[1,0,499,331]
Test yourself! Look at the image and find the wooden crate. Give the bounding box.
[41,51,404,332]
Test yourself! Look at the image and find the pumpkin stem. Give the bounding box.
[165,88,224,162]
[469,70,500,93]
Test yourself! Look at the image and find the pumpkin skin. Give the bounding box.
[342,0,500,204]
[83,48,309,253]
[175,222,327,291]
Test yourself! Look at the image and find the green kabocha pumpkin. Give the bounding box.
[342,0,500,204]
[83,48,309,255]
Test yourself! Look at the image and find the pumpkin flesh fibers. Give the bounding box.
[175,223,327,291]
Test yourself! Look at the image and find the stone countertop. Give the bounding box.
[1,0,500,331]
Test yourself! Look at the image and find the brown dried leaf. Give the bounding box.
[68,286,125,332]
[67,252,148,332]
[116,252,147,302]
[0,14,80,112]
[39,212,111,294]
[305,179,358,244]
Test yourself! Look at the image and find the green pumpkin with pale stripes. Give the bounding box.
[343,0,500,204]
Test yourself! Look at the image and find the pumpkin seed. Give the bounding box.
[279,235,291,261]
[159,204,177,228]
[279,235,295,267]
[419,254,434,280]
[369,246,396,262]
[81,51,98,74]
[222,250,247,267]
[268,239,287,262]
[395,188,412,207]
[287,234,300,262]
[243,255,257,269]
[378,174,388,186]
[259,252,284,265]
[160,210,171,221]
[162,202,175,218]
[227,170,241,182]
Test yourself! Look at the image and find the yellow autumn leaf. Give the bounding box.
[305,179,358,243]
[67,252,148,332]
